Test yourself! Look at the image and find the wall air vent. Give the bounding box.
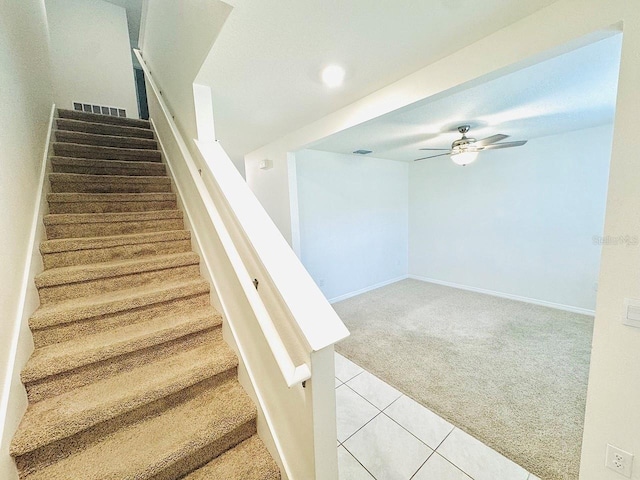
[73,102,126,118]
[353,149,373,155]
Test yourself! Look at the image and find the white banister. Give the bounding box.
[134,50,317,387]
[195,139,350,352]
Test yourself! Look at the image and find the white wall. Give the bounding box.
[294,150,408,301]
[46,0,138,117]
[409,125,612,312]
[245,2,640,478]
[0,1,53,478]
[140,0,232,164]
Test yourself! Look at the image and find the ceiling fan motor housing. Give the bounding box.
[452,137,476,149]
[452,125,476,151]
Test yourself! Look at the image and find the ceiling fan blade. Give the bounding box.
[419,148,450,151]
[475,134,509,147]
[414,152,451,161]
[481,140,528,150]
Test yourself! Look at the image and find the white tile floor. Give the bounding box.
[335,352,540,480]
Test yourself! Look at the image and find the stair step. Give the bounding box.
[21,307,221,401]
[41,230,192,269]
[55,118,155,139]
[184,435,280,480]
[51,156,166,176]
[53,142,162,162]
[35,251,200,304]
[58,109,150,129]
[49,172,172,193]
[44,209,184,239]
[18,377,256,480]
[30,278,211,347]
[11,341,237,461]
[55,130,158,150]
[47,192,177,214]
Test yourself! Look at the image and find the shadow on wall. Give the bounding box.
[135,68,149,120]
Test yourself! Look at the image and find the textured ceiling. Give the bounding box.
[308,34,622,162]
[200,0,561,166]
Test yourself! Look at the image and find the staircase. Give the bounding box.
[9,109,280,480]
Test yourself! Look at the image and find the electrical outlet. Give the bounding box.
[606,444,633,478]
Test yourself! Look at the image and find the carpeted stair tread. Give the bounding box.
[55,118,155,139]
[12,339,236,457]
[55,130,158,150]
[48,192,175,204]
[29,277,210,330]
[21,306,221,384]
[39,231,192,269]
[51,156,166,176]
[49,172,171,186]
[22,378,256,480]
[47,192,177,214]
[53,142,162,162]
[36,254,200,304]
[184,435,280,480]
[49,172,172,194]
[44,209,182,226]
[58,109,150,129]
[35,251,198,288]
[40,230,190,254]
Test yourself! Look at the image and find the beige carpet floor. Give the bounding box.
[333,279,594,480]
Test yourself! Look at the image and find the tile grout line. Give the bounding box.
[432,428,478,480]
[408,450,436,480]
[380,411,436,451]
[382,395,403,410]
[434,451,477,480]
[407,427,477,480]
[341,382,385,415]
[336,369,364,385]
[339,408,383,446]
[433,425,455,452]
[341,443,379,480]
[433,426,473,480]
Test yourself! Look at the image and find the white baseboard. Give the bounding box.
[329,275,409,304]
[408,275,595,316]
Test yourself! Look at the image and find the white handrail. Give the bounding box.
[197,139,350,352]
[134,49,311,387]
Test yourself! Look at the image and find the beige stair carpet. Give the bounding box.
[10,109,280,480]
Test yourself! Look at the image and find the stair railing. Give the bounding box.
[134,49,347,480]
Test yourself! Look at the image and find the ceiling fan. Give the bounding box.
[414,125,527,166]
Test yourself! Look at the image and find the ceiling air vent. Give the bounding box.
[353,149,373,155]
[73,102,126,118]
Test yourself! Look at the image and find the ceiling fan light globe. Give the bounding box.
[451,150,478,166]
